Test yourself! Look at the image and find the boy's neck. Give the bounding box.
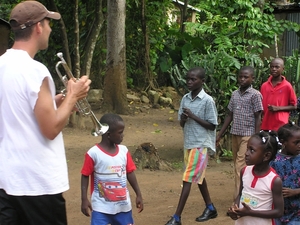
[239,85,250,93]
[191,88,202,99]
[98,142,117,154]
[271,75,283,84]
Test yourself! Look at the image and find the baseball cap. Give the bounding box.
[9,1,61,30]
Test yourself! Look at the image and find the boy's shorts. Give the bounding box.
[91,210,134,225]
[183,147,208,184]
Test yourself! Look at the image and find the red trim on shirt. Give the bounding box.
[251,176,258,188]
[126,151,136,173]
[250,166,274,188]
[96,143,119,156]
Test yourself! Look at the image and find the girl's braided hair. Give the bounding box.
[277,121,300,143]
[252,130,280,161]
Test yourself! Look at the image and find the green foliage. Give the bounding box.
[186,0,299,55]
[166,0,300,131]
[126,0,173,87]
[221,148,233,158]
[284,50,300,96]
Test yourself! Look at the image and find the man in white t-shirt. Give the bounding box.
[0,1,91,225]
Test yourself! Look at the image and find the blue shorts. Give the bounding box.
[91,210,134,225]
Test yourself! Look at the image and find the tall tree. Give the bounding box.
[81,0,104,77]
[102,0,128,114]
[141,0,157,90]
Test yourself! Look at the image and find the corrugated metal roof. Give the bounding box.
[285,12,300,56]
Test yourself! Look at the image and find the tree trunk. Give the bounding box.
[48,0,71,67]
[82,1,104,77]
[74,0,80,79]
[102,0,128,114]
[141,0,157,91]
[69,0,81,128]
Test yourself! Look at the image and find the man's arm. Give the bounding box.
[34,76,91,140]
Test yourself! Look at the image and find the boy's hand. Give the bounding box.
[180,108,189,121]
[216,133,222,146]
[81,199,92,217]
[267,104,279,112]
[182,107,192,117]
[136,195,144,213]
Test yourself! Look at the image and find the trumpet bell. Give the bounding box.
[90,111,109,136]
[92,123,109,136]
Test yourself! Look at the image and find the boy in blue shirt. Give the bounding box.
[165,67,218,225]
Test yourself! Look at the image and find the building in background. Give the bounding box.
[263,3,300,57]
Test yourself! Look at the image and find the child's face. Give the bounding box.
[108,121,125,145]
[245,136,266,165]
[186,72,204,91]
[282,130,300,156]
[238,70,253,88]
[270,59,284,78]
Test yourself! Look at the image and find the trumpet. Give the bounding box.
[55,52,109,136]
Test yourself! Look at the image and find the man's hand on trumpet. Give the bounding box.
[67,75,91,101]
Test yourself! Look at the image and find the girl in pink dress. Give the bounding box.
[227,131,284,225]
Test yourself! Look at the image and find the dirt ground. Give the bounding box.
[62,105,235,225]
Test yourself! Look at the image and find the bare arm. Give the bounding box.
[227,169,243,220]
[254,111,262,133]
[127,171,143,213]
[235,177,283,219]
[34,76,91,140]
[268,105,297,112]
[216,111,233,143]
[54,93,64,108]
[81,175,92,217]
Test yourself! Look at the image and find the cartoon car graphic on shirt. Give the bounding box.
[98,181,126,202]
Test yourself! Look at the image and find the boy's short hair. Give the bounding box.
[100,113,123,132]
[187,67,206,79]
[271,57,284,64]
[240,66,254,76]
